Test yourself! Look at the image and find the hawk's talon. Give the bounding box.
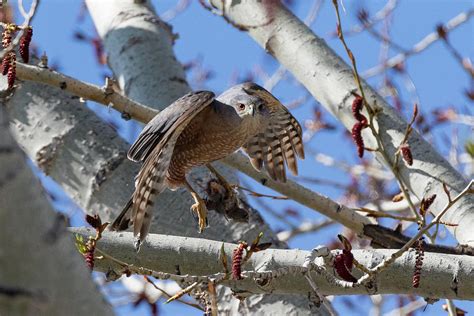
[190,207,199,223]
[190,199,208,233]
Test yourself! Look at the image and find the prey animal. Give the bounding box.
[111,82,304,247]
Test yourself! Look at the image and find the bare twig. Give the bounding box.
[357,207,417,222]
[235,185,289,200]
[143,276,204,311]
[363,9,474,77]
[17,0,40,26]
[340,0,398,37]
[437,24,474,78]
[166,282,198,304]
[277,219,334,242]
[384,298,426,316]
[332,0,420,220]
[358,180,473,283]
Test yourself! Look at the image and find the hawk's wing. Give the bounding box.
[115,91,215,243]
[128,91,215,162]
[242,106,304,183]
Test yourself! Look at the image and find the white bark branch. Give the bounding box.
[0,108,113,315]
[73,228,474,300]
[15,62,158,123]
[208,0,474,246]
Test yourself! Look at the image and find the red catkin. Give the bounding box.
[7,53,15,89]
[412,237,424,288]
[421,194,436,212]
[351,94,368,157]
[352,95,363,118]
[352,122,365,158]
[2,29,12,48]
[1,52,11,76]
[400,143,413,166]
[342,249,354,271]
[334,253,357,282]
[19,27,33,63]
[232,242,246,280]
[84,245,95,270]
[1,29,13,79]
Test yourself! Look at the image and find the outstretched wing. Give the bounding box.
[115,91,215,244]
[243,105,304,183]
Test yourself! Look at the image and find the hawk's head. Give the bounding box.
[218,82,281,121]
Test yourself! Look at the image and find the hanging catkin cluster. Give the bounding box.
[1,24,33,89]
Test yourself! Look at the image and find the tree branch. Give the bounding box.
[16,62,158,123]
[72,228,474,300]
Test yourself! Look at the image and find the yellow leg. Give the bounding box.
[206,164,235,197]
[185,180,208,233]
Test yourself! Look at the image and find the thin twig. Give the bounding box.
[363,9,474,78]
[277,219,334,242]
[235,185,289,200]
[340,0,398,37]
[439,32,474,78]
[332,0,421,220]
[143,276,204,311]
[357,207,417,222]
[357,180,473,283]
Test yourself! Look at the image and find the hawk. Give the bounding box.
[111,82,304,247]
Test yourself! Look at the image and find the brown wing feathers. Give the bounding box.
[243,107,304,183]
[111,91,215,245]
[132,141,172,238]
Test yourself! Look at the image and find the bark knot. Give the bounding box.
[36,136,63,175]
[91,151,127,191]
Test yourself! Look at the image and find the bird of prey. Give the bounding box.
[111,82,304,247]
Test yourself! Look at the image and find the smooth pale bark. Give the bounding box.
[74,228,474,300]
[208,0,474,246]
[0,107,113,315]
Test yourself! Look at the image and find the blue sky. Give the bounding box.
[22,0,474,315]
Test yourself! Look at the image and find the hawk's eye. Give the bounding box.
[257,104,264,111]
[238,103,246,111]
